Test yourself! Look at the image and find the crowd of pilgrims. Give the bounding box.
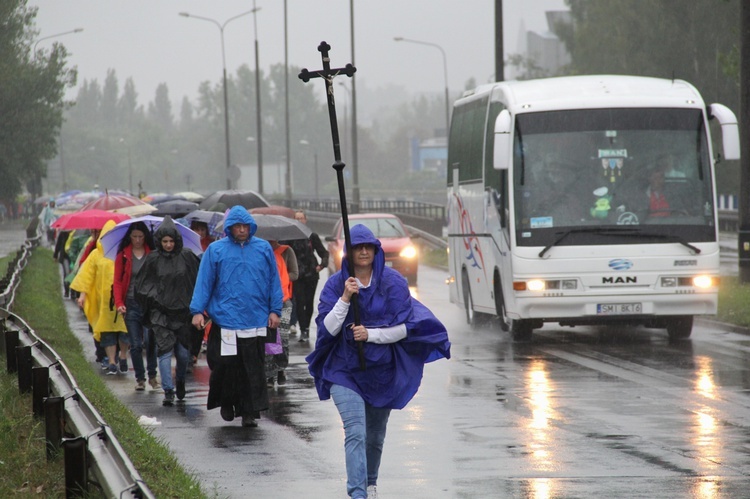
[52,208,329,419]
[48,205,451,499]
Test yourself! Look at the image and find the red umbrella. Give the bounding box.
[51,210,130,231]
[80,194,150,212]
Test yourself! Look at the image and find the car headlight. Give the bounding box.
[399,245,418,259]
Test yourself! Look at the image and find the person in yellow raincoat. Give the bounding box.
[71,219,130,375]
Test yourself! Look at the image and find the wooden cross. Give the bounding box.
[299,41,365,370]
[298,41,356,166]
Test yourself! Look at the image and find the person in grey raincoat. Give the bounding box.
[135,216,200,406]
[190,206,283,427]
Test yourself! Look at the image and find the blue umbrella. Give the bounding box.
[99,215,203,259]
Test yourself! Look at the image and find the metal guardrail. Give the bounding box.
[1,232,154,498]
[286,197,446,236]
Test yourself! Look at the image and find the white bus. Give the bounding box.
[446,75,740,341]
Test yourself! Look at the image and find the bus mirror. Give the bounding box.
[708,103,740,161]
[493,109,512,170]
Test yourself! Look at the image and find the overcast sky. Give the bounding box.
[29,0,567,107]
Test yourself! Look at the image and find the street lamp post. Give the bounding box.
[283,0,292,201]
[300,140,319,201]
[33,28,83,195]
[119,138,133,195]
[180,9,259,190]
[33,28,84,56]
[251,1,264,195]
[394,36,450,136]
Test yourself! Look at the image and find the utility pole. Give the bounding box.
[495,0,504,82]
[739,2,750,282]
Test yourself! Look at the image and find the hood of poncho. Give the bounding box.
[223,205,258,241]
[340,224,384,280]
[154,216,183,255]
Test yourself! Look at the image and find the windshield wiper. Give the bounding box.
[538,227,701,258]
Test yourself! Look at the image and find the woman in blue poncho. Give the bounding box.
[306,224,451,499]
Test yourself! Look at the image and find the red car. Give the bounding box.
[326,213,419,286]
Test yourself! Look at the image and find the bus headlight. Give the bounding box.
[692,275,713,288]
[660,275,715,288]
[526,279,545,291]
[400,245,418,259]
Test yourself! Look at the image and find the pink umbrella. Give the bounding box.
[51,210,130,231]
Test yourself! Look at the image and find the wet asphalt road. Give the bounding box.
[63,264,750,498]
[4,225,750,497]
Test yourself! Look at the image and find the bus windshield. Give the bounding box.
[512,108,715,247]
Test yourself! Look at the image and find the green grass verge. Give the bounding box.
[1,248,206,498]
[717,276,750,327]
[421,247,448,269]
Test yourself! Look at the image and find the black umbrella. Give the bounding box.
[199,190,270,211]
[152,199,200,217]
[217,213,312,241]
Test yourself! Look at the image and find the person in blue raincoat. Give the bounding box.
[306,224,451,499]
[190,206,283,427]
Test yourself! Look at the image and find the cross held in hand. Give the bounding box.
[298,41,356,166]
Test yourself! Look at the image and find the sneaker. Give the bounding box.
[241,415,258,427]
[298,330,309,342]
[220,406,235,422]
[106,364,118,375]
[176,380,186,400]
[289,324,298,335]
[162,390,175,406]
[367,485,378,498]
[119,358,128,374]
[277,370,286,385]
[100,356,110,370]
[148,377,160,390]
[135,379,146,391]
[267,377,275,386]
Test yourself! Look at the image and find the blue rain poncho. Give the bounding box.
[189,206,283,329]
[306,224,451,409]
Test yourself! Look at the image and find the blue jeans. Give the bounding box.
[330,384,391,499]
[158,341,189,392]
[124,298,157,381]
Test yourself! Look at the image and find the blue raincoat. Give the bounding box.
[189,206,283,329]
[306,224,451,409]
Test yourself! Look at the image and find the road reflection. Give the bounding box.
[692,356,721,498]
[526,358,555,492]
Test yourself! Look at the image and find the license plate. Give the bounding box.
[597,303,642,315]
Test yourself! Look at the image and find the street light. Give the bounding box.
[394,36,450,136]
[179,9,258,190]
[119,138,133,195]
[250,1,264,195]
[300,140,319,201]
[33,28,84,56]
[33,28,83,195]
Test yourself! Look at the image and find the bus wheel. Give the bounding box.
[493,273,509,332]
[666,315,693,340]
[511,320,533,342]
[462,270,475,326]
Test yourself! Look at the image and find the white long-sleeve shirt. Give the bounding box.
[323,278,407,344]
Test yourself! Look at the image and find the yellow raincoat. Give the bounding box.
[70,220,127,340]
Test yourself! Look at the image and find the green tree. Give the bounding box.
[0,0,76,204]
[559,0,741,195]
